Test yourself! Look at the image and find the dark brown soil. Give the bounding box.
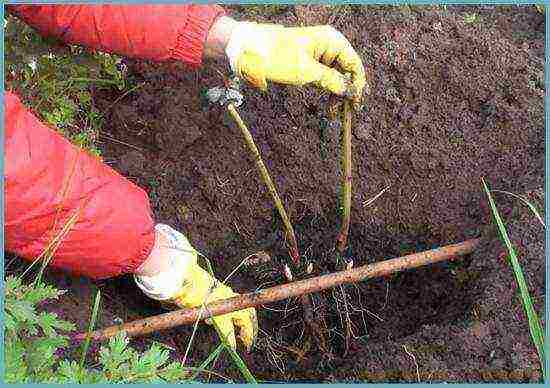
[10,5,545,383]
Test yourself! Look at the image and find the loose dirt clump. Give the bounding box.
[20,5,544,382]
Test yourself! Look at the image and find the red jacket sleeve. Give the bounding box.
[5,91,155,279]
[7,4,225,66]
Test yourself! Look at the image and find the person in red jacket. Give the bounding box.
[4,4,366,350]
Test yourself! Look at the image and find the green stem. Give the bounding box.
[64,77,121,85]
[80,289,101,368]
[227,104,300,264]
[337,101,353,254]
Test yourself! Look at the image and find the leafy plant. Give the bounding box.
[5,275,73,383]
[482,178,545,380]
[5,15,131,157]
[3,275,235,383]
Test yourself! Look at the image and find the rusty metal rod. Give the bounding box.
[75,238,480,341]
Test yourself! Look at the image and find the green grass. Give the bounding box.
[482,178,545,380]
[189,343,224,381]
[491,189,545,228]
[222,343,257,383]
[79,288,102,368]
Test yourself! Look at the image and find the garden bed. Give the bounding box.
[9,5,545,383]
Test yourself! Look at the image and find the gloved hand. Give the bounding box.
[225,22,367,109]
[134,224,257,351]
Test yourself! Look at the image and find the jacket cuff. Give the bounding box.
[120,226,156,279]
[171,5,226,66]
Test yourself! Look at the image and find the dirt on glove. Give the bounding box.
[33,5,545,383]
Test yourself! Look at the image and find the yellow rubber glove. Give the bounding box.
[172,263,257,350]
[134,224,257,351]
[225,22,367,108]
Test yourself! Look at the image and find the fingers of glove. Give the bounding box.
[172,266,215,308]
[306,60,348,96]
[314,26,366,108]
[237,50,268,91]
[232,307,258,352]
[320,49,339,69]
[212,314,237,350]
[333,45,366,108]
[208,278,234,296]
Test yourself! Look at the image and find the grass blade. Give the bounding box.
[187,343,224,382]
[223,343,257,383]
[196,250,256,382]
[207,317,257,383]
[491,189,545,228]
[482,178,545,379]
[27,208,80,285]
[80,288,101,368]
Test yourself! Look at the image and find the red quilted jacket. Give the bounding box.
[4,4,225,279]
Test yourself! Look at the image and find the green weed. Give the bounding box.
[464,13,480,24]
[4,276,176,383]
[3,274,253,383]
[481,178,545,380]
[5,211,255,383]
[5,15,131,157]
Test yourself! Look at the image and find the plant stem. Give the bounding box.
[63,77,121,85]
[80,288,101,368]
[226,103,300,264]
[337,100,353,254]
[75,238,480,341]
[226,103,321,353]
